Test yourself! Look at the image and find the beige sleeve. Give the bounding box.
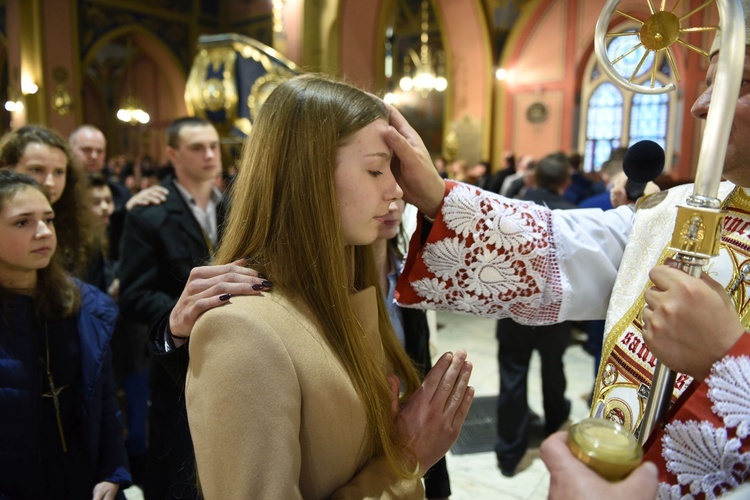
[186,310,304,499]
[331,457,425,500]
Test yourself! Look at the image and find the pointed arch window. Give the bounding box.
[580,29,678,172]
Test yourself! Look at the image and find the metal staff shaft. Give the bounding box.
[637,258,704,445]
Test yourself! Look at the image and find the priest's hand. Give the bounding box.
[541,432,658,500]
[383,103,446,219]
[642,261,746,380]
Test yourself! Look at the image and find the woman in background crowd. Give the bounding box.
[0,171,130,499]
[0,125,96,277]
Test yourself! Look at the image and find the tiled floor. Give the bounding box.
[434,311,596,500]
[126,309,596,500]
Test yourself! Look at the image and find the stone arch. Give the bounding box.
[80,24,187,161]
[339,0,492,160]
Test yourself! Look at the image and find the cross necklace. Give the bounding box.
[41,323,68,453]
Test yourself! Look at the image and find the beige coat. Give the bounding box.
[186,287,424,499]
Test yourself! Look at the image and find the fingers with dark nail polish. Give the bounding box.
[219,293,232,301]
[252,284,264,291]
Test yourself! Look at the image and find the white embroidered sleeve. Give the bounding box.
[657,482,686,500]
[406,184,633,324]
[708,355,750,439]
[552,205,633,320]
[661,420,750,498]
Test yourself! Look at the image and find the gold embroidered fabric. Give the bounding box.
[592,182,750,432]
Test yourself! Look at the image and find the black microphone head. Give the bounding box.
[623,140,665,183]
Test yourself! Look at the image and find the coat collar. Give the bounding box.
[161,177,212,250]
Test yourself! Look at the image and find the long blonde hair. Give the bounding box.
[216,74,422,475]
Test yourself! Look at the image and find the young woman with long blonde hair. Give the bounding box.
[186,74,473,498]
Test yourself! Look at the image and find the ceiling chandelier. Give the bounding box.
[117,38,150,125]
[117,95,150,125]
[398,0,447,95]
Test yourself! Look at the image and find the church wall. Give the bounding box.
[41,0,78,135]
[337,0,492,163]
[339,0,383,91]
[496,0,718,181]
[1,0,726,183]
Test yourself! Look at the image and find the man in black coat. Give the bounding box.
[495,154,575,477]
[119,117,224,500]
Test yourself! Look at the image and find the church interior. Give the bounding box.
[0,0,718,181]
[0,1,735,499]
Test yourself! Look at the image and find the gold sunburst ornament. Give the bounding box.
[596,0,718,92]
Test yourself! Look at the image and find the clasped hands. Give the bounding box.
[387,350,474,476]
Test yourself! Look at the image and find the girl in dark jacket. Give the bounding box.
[0,171,130,499]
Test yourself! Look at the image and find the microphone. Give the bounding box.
[623,140,665,201]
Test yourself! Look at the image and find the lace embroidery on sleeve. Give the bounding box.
[661,420,750,499]
[708,356,750,439]
[410,184,564,324]
[657,482,686,500]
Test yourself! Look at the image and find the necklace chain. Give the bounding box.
[41,322,68,453]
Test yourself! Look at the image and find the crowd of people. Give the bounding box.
[2,5,750,498]
[0,90,472,498]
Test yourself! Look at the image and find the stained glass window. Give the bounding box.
[607,33,655,79]
[585,82,623,170]
[583,32,671,172]
[629,92,668,150]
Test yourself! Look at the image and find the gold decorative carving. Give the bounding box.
[248,66,296,122]
[202,78,227,112]
[51,86,72,116]
[234,118,252,136]
[444,130,458,162]
[185,34,300,141]
[185,47,238,121]
[669,205,726,258]
[447,116,482,165]
[51,67,72,116]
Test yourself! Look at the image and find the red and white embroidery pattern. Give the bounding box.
[661,421,749,498]
[658,356,750,499]
[408,184,566,324]
[657,483,688,500]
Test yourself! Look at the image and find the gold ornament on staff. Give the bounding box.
[567,0,746,476]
